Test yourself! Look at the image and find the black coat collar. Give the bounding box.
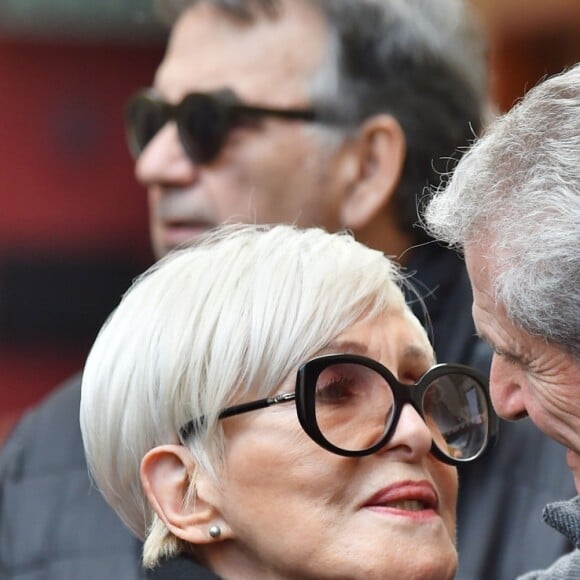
[146,556,221,580]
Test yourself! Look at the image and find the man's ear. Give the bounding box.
[141,445,232,544]
[339,114,406,231]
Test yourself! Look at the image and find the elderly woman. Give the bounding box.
[80,225,496,579]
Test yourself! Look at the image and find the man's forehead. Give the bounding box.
[154,0,331,105]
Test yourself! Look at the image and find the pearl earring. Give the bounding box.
[208,524,221,538]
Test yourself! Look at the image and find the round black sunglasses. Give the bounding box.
[179,354,498,466]
[125,88,332,165]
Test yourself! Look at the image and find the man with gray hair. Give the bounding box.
[426,63,580,578]
[0,1,574,579]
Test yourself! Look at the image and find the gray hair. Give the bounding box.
[425,63,580,358]
[80,224,418,565]
[154,0,488,243]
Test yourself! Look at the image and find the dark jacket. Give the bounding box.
[0,244,575,580]
[146,556,220,580]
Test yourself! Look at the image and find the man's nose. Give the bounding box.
[134,122,198,187]
[489,354,528,421]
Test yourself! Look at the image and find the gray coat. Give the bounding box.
[518,496,580,579]
[0,376,144,580]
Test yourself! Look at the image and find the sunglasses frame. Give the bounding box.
[125,88,322,164]
[179,353,498,466]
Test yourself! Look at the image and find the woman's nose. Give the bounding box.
[381,403,433,461]
[489,354,528,421]
[134,122,198,187]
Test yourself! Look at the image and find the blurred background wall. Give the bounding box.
[0,0,578,444]
[0,0,164,441]
[475,0,580,111]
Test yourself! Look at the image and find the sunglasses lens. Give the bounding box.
[178,93,230,164]
[423,373,490,461]
[313,363,394,453]
[125,94,168,159]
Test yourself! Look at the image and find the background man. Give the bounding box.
[425,63,580,578]
[0,1,574,579]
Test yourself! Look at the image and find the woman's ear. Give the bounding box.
[339,114,406,231]
[140,445,232,544]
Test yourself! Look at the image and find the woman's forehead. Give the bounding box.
[320,309,434,366]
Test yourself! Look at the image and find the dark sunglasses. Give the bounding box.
[179,354,498,466]
[125,88,326,164]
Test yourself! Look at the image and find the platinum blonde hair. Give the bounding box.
[425,64,580,358]
[154,0,488,243]
[80,224,415,566]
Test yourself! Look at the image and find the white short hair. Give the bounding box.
[80,224,415,563]
[424,64,580,358]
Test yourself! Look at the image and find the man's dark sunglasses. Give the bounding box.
[179,354,498,466]
[125,88,329,164]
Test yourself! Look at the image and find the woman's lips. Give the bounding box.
[363,480,439,518]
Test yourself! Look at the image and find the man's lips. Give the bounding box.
[160,221,216,248]
[363,480,439,513]
[162,219,215,230]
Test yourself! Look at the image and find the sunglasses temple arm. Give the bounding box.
[235,104,318,123]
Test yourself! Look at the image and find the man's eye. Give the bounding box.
[495,348,524,366]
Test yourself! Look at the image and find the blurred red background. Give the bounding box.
[0,39,161,442]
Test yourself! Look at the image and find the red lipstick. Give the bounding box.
[363,480,439,519]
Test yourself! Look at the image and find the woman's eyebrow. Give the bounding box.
[318,341,432,362]
[317,340,368,356]
[401,344,435,366]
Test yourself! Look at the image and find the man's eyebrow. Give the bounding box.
[475,331,527,365]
